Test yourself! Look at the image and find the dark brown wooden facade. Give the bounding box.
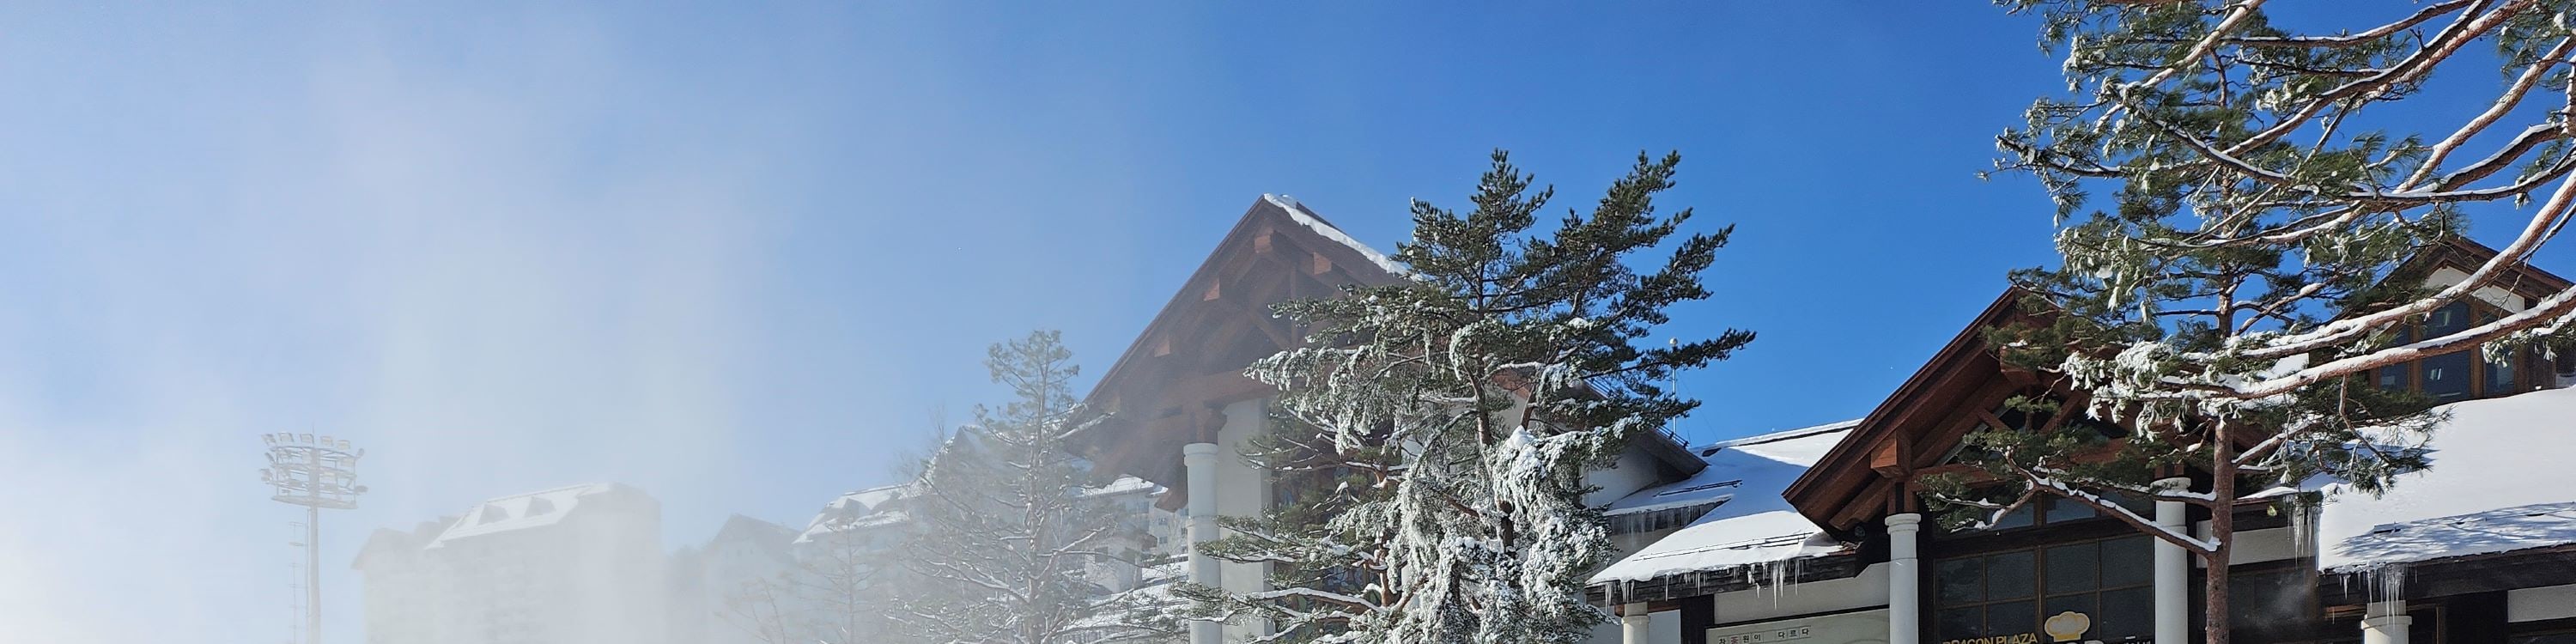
[1067,197,1404,510]
[1721,238,2576,643]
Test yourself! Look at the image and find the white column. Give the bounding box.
[1887,513,1923,644]
[1185,442,1224,644]
[2154,477,2190,644]
[2361,599,2411,644]
[1619,603,1650,644]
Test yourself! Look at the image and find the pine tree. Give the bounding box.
[1967,2,2576,641]
[890,331,1176,644]
[1188,151,1752,643]
[722,528,892,644]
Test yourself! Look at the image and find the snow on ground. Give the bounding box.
[1589,421,1857,584]
[2318,386,2576,571]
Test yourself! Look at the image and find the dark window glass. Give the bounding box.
[1936,606,1984,639]
[1937,535,2154,641]
[2423,351,2474,400]
[2043,593,2097,624]
[1936,558,1984,604]
[2428,301,2471,337]
[1985,551,2036,600]
[1990,502,2035,530]
[2099,536,2153,587]
[2099,492,2151,517]
[1985,599,2035,636]
[2044,497,2097,524]
[2377,365,2411,390]
[2488,349,2520,395]
[2227,567,2318,641]
[2098,586,2153,640]
[2044,542,2099,592]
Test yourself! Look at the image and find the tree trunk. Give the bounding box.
[2202,422,2237,644]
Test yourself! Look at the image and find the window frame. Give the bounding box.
[2369,298,2548,403]
[1929,532,2159,643]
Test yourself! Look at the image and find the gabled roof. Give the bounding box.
[2398,234,2575,300]
[428,483,638,548]
[1070,194,1713,507]
[1783,289,2030,532]
[1072,196,1409,495]
[1782,236,2573,532]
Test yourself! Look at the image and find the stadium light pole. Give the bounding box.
[260,433,366,644]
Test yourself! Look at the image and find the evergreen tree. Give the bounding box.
[723,527,894,644]
[1188,151,1752,643]
[890,331,1176,644]
[1967,2,2576,641]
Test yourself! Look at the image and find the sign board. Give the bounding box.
[1706,608,1888,644]
[1939,611,2105,644]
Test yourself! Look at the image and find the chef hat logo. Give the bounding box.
[2043,611,2091,642]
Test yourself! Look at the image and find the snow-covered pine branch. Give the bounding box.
[1975,3,2576,641]
[1194,150,1751,643]
[890,331,1176,644]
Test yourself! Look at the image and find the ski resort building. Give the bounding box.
[1582,240,2576,644]
[1085,196,2576,644]
[350,483,665,644]
[349,197,2576,644]
[1067,196,1758,644]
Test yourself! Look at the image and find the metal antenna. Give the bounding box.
[260,433,366,644]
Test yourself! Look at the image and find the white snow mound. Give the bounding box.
[2318,386,2576,571]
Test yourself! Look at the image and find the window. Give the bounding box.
[1935,535,2154,642]
[2421,351,2473,401]
[2488,351,2521,395]
[2376,363,2412,390]
[2370,299,2546,402]
[2225,565,2319,641]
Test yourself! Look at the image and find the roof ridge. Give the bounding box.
[1261,194,1407,276]
[471,482,614,503]
[1710,418,1861,450]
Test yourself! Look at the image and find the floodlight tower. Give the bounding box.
[260,434,366,644]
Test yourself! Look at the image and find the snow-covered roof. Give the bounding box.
[1262,194,1407,277]
[2318,386,2576,571]
[796,477,1162,543]
[797,483,917,543]
[1589,421,1859,584]
[428,483,626,548]
[1084,476,1164,499]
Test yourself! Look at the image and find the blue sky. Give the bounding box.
[3,3,2568,642]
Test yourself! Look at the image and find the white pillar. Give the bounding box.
[1619,603,1650,644]
[2154,477,2190,644]
[1887,513,1923,644]
[2361,599,2411,644]
[1185,442,1224,644]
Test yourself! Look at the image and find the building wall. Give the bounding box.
[1712,563,1891,626]
[1586,447,1669,508]
[2509,583,2576,623]
[1213,397,1273,641]
[356,488,666,644]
